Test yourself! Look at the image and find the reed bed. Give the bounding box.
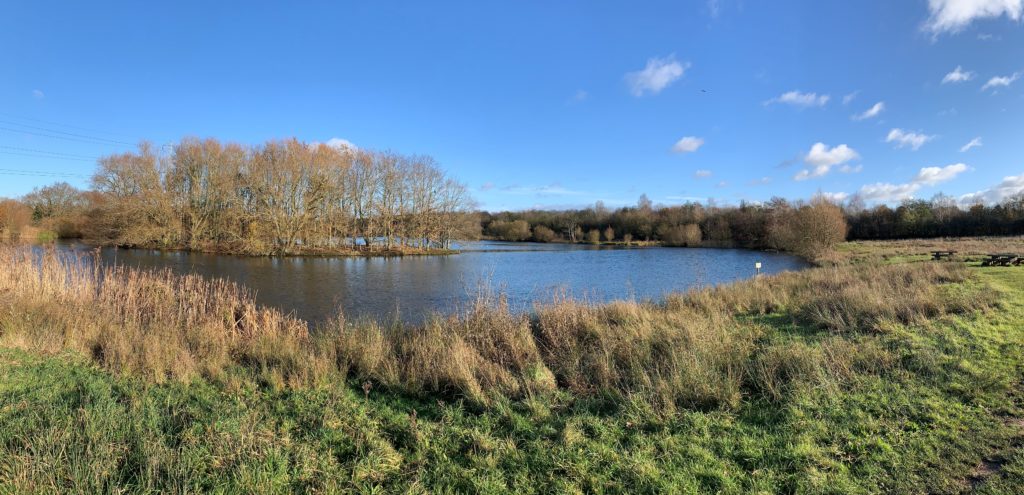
[0,245,995,410]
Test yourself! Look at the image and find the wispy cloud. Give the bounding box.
[924,0,1023,35]
[569,89,588,103]
[672,136,704,153]
[886,128,935,150]
[748,176,772,185]
[32,89,44,99]
[498,183,587,197]
[479,182,495,191]
[707,0,721,18]
[859,163,969,202]
[842,90,860,105]
[794,143,860,180]
[960,173,1024,204]
[982,72,1021,91]
[694,169,712,178]
[625,55,689,96]
[764,90,830,108]
[960,137,983,152]
[942,65,975,83]
[852,101,885,120]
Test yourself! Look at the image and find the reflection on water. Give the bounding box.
[57,241,809,324]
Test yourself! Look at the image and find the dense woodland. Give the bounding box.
[482,192,1024,258]
[1,138,1022,258]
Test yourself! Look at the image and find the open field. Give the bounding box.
[831,236,1024,265]
[1,239,1023,493]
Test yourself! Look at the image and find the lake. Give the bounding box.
[57,241,809,325]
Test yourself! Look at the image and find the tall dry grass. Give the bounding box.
[0,245,995,410]
[0,246,312,385]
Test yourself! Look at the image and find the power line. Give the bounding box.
[0,167,89,178]
[0,125,134,147]
[0,145,100,160]
[0,112,137,140]
[0,150,97,162]
[0,120,135,146]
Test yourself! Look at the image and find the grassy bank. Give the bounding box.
[1,241,1023,492]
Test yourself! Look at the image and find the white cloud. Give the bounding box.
[817,192,849,203]
[748,176,772,185]
[914,163,969,185]
[959,173,1024,204]
[859,182,922,202]
[325,137,356,149]
[852,101,885,120]
[960,136,983,152]
[625,55,689,96]
[794,142,860,180]
[715,180,728,188]
[859,163,969,202]
[672,136,704,153]
[839,164,864,174]
[570,90,588,103]
[479,182,495,191]
[32,89,44,99]
[982,72,1021,91]
[694,169,712,178]
[842,90,860,105]
[924,0,1023,35]
[310,137,357,152]
[886,128,936,150]
[942,66,975,83]
[764,90,830,108]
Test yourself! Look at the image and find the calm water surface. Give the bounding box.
[59,241,809,324]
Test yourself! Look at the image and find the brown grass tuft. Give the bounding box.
[0,244,996,410]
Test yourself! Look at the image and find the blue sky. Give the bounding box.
[2,0,1023,210]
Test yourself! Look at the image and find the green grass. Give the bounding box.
[2,262,1024,492]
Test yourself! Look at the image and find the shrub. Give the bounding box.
[661,224,702,246]
[488,220,532,241]
[532,225,557,242]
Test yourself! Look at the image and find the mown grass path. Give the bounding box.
[969,267,1024,494]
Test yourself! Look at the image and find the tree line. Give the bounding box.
[3,144,1023,258]
[482,192,1024,258]
[481,195,848,258]
[846,194,1024,240]
[1,138,479,255]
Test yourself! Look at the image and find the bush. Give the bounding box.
[532,225,557,242]
[661,224,702,246]
[488,220,532,241]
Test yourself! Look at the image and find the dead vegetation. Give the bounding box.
[0,243,996,410]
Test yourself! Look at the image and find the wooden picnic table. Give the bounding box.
[981,253,1023,267]
[931,250,957,261]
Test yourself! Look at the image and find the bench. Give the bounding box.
[981,253,1023,267]
[931,250,957,261]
